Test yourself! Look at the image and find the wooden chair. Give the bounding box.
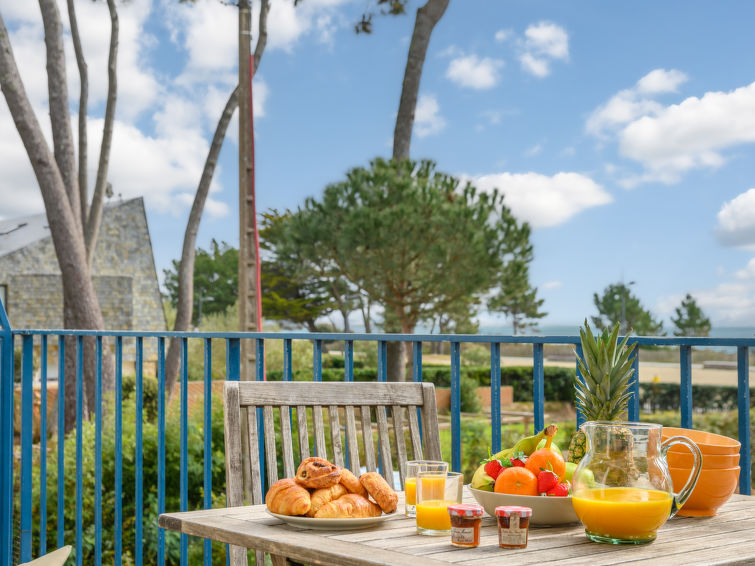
[223,381,442,566]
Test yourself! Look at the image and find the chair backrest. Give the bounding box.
[223,381,442,508]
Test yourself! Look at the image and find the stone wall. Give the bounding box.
[0,198,166,363]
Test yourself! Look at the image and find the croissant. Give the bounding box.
[314,494,382,519]
[339,468,368,497]
[307,483,348,517]
[360,472,398,514]
[265,478,311,516]
[295,457,341,489]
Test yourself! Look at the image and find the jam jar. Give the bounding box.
[447,504,483,548]
[495,505,532,549]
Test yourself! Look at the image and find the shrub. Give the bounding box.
[459,377,482,413]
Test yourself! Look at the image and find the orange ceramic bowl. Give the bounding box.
[668,465,740,517]
[667,449,740,470]
[662,427,740,455]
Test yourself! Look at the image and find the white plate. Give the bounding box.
[266,510,395,530]
[469,486,579,526]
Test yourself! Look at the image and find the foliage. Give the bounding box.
[25,394,229,565]
[639,382,755,412]
[592,282,664,336]
[671,293,712,337]
[487,258,546,334]
[163,240,238,325]
[459,376,482,413]
[259,212,341,331]
[275,159,534,336]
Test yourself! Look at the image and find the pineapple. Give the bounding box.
[568,320,637,465]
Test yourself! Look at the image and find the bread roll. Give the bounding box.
[265,478,311,516]
[339,468,368,497]
[307,483,348,517]
[314,494,382,519]
[359,472,398,514]
[295,457,341,489]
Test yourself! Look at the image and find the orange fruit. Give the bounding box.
[525,448,566,481]
[494,466,538,496]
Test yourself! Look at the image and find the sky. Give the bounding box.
[2,0,755,329]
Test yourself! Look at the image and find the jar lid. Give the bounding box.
[447,504,484,517]
[495,505,532,518]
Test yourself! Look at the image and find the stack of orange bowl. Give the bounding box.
[662,427,741,517]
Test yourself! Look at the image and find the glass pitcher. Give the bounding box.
[571,421,702,545]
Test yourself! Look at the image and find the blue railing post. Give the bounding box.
[204,339,213,566]
[490,342,501,454]
[114,337,123,564]
[0,298,13,566]
[680,346,693,429]
[450,342,461,474]
[56,336,64,551]
[180,338,188,566]
[532,343,545,434]
[94,337,103,566]
[135,337,144,566]
[19,334,33,562]
[157,337,166,566]
[628,347,640,421]
[39,335,48,557]
[737,346,751,495]
[75,336,83,566]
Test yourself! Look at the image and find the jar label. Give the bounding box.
[451,526,475,544]
[499,514,527,546]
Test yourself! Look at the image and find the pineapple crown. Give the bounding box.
[574,319,637,421]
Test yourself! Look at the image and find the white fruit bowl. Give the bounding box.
[469,486,579,526]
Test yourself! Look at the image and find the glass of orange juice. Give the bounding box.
[405,461,448,517]
[415,471,463,535]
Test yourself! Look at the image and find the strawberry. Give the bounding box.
[484,458,504,480]
[546,481,571,497]
[537,468,559,494]
[510,457,526,468]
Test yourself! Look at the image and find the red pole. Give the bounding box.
[249,53,264,378]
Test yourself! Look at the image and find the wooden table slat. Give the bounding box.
[158,488,755,565]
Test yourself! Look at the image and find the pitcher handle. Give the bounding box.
[662,435,702,518]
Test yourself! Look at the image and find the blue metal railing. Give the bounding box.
[0,299,752,565]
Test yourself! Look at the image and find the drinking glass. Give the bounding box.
[404,460,448,517]
[415,471,463,535]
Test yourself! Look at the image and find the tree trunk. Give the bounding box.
[165,86,240,395]
[388,0,449,381]
[1,11,107,432]
[39,0,81,232]
[166,0,269,395]
[85,0,118,268]
[391,0,449,161]
[66,0,88,224]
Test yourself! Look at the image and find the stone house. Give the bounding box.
[0,197,166,373]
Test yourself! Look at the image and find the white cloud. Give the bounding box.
[494,29,512,43]
[414,94,446,138]
[524,143,542,157]
[446,55,504,90]
[735,258,755,280]
[636,68,688,95]
[541,280,562,290]
[657,281,755,326]
[585,69,687,138]
[585,71,755,186]
[518,21,568,78]
[468,171,612,228]
[618,82,755,183]
[716,188,755,248]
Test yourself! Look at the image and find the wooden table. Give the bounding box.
[158,488,755,565]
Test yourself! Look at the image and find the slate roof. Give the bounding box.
[0,210,51,258]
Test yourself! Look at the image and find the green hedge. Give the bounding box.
[639,382,755,412]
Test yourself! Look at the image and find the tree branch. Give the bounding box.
[391,0,449,160]
[66,0,89,225]
[85,0,119,267]
[39,0,81,232]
